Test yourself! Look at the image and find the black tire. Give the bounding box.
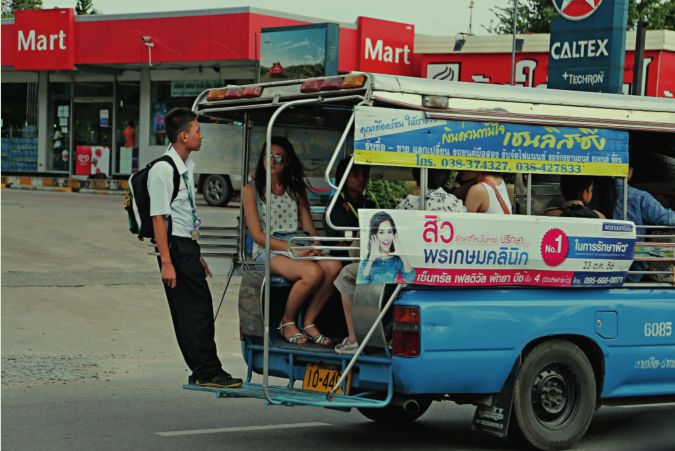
[511,340,596,451]
[202,174,232,207]
[358,399,431,424]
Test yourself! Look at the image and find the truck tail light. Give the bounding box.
[341,74,366,89]
[206,85,262,101]
[300,74,366,93]
[392,306,420,357]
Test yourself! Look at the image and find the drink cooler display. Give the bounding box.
[1,137,38,172]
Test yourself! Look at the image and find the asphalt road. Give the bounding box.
[2,189,675,451]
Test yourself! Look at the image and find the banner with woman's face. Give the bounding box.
[356,209,636,288]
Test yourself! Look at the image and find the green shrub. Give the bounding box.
[365,180,409,209]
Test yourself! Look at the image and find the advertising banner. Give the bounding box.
[75,146,110,176]
[356,209,636,288]
[353,106,629,177]
[259,23,339,82]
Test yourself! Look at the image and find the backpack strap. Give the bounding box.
[481,178,511,214]
[153,155,180,202]
[152,154,181,238]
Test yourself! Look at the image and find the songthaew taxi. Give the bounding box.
[184,73,674,451]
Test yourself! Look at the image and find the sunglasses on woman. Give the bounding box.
[271,154,286,164]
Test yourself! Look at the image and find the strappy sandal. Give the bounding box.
[277,321,307,344]
[302,324,333,346]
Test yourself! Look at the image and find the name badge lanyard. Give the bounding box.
[182,173,201,240]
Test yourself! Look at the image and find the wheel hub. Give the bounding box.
[531,364,577,428]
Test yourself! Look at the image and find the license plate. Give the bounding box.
[302,363,351,395]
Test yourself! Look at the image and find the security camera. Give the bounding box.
[140,36,152,43]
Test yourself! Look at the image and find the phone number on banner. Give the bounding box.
[353,150,628,176]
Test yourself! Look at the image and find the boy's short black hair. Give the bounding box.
[560,175,594,201]
[165,108,197,144]
[335,157,369,187]
[412,168,450,190]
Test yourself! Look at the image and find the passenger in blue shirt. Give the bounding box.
[357,211,416,285]
[614,164,675,282]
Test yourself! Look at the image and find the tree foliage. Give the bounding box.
[75,0,98,15]
[485,0,674,34]
[2,0,43,18]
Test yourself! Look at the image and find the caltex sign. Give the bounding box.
[548,0,628,93]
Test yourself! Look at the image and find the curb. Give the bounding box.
[1,175,129,193]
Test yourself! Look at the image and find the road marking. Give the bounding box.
[157,422,330,437]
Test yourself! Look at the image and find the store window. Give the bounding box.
[1,82,39,172]
[47,82,72,172]
[149,80,224,146]
[116,81,140,175]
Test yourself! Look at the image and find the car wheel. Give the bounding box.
[202,174,232,207]
[511,339,596,451]
[358,399,431,424]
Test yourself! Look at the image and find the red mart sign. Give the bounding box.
[357,17,415,76]
[13,8,75,70]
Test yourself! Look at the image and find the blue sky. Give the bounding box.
[41,0,506,36]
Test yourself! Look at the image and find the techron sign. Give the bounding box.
[548,0,628,93]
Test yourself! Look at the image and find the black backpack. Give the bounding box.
[124,155,180,240]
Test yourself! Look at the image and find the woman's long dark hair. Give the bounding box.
[254,136,308,202]
[368,211,397,255]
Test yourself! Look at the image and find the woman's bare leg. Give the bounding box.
[269,256,323,342]
[303,259,342,330]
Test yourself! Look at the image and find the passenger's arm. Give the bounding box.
[242,184,290,252]
[394,233,413,273]
[298,195,318,235]
[464,183,488,213]
[152,215,176,289]
[641,192,675,226]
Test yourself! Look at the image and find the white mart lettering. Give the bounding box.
[550,39,608,60]
[17,29,67,52]
[364,38,411,64]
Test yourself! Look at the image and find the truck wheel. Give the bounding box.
[202,174,232,207]
[512,340,596,451]
[358,399,431,424]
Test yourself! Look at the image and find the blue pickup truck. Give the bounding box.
[186,74,675,450]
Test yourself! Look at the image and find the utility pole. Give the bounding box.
[468,0,475,35]
[510,0,518,85]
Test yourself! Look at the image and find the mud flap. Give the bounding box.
[471,358,520,438]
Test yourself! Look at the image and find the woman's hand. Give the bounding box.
[369,236,381,259]
[392,233,403,255]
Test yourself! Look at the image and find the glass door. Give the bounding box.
[72,98,113,177]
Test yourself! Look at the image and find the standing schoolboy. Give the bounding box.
[148,107,242,388]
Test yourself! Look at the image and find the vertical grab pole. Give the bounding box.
[526,173,532,215]
[420,168,428,210]
[328,284,403,401]
[262,99,320,403]
[325,113,355,190]
[623,176,628,220]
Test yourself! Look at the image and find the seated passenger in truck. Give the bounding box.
[457,171,512,214]
[323,157,374,257]
[242,136,342,345]
[545,175,605,219]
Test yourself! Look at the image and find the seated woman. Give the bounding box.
[242,136,342,345]
[544,175,605,218]
[460,171,512,214]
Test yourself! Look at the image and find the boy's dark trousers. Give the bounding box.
[159,236,223,380]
